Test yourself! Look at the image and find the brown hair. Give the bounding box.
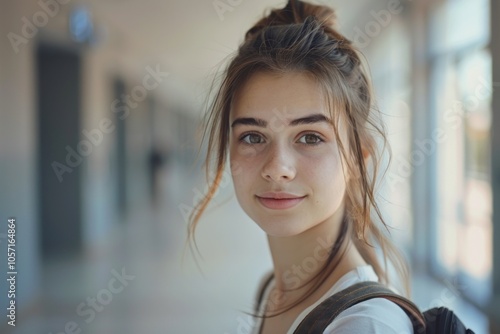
[186,0,410,319]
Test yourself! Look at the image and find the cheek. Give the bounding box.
[230,149,258,191]
[230,143,260,168]
[301,150,346,193]
[230,164,257,212]
[230,140,266,167]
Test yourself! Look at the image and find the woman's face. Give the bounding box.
[229,71,350,237]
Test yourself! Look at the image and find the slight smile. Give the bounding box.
[256,193,307,210]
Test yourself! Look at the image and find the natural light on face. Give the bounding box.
[229,71,350,237]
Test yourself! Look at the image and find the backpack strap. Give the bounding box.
[293,281,426,334]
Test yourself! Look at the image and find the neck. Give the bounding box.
[265,204,367,310]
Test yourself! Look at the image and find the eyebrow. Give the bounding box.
[230,113,333,128]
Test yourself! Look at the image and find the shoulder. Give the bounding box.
[322,297,414,334]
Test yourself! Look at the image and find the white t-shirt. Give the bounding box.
[252,265,414,334]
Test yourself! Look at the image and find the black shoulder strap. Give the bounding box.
[293,281,426,334]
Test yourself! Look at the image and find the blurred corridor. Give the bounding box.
[0,0,499,333]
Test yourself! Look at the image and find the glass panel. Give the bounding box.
[456,50,492,304]
[429,0,492,307]
[370,20,413,250]
[432,49,492,304]
[434,57,463,274]
[429,0,490,56]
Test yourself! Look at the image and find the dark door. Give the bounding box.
[37,43,82,257]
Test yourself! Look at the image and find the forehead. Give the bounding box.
[230,71,328,121]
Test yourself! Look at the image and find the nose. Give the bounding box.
[261,143,296,183]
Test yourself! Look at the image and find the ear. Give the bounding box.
[361,147,370,162]
[348,147,370,182]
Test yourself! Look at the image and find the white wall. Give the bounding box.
[0,0,42,312]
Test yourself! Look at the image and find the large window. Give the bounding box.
[428,0,492,306]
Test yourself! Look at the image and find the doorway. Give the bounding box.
[36,43,83,258]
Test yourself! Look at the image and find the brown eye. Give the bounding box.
[298,134,323,145]
[240,133,264,144]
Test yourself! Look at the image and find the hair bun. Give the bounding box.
[245,0,338,41]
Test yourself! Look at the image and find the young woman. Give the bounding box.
[188,1,414,333]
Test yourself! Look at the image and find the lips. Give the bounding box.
[256,192,306,210]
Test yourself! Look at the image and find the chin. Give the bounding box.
[255,217,310,237]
